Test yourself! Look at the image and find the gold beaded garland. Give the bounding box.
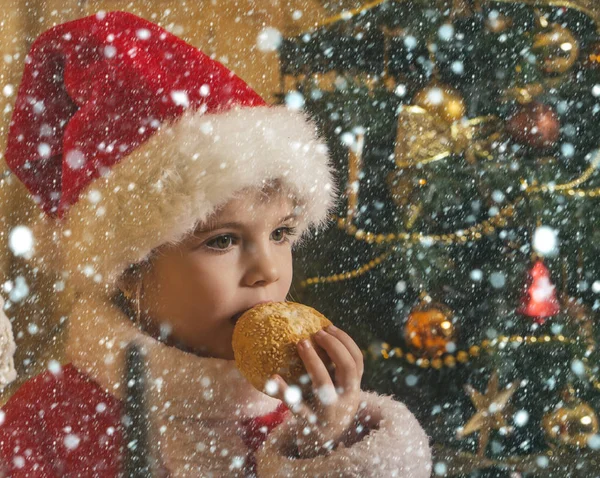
[368,335,600,389]
[298,150,600,292]
[364,331,598,387]
[299,248,395,288]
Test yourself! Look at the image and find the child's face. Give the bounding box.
[139,188,297,360]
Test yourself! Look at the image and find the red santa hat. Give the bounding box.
[4,11,336,289]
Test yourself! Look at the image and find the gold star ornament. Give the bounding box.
[456,372,520,456]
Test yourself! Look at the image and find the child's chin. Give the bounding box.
[186,342,235,361]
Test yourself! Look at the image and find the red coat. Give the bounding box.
[0,365,286,477]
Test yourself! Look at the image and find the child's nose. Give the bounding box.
[243,243,280,286]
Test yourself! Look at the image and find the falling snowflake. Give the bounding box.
[171,90,190,108]
[2,84,14,97]
[65,149,86,170]
[9,226,33,258]
[532,226,559,257]
[48,360,62,375]
[256,27,282,53]
[283,385,302,406]
[103,45,117,59]
[64,434,81,450]
[285,91,304,111]
[136,28,151,40]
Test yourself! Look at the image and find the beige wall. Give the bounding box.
[2,0,329,103]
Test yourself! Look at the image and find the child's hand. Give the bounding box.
[269,325,364,458]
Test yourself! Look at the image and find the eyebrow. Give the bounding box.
[194,214,298,234]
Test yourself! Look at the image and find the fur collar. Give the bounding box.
[65,293,283,475]
[65,292,280,420]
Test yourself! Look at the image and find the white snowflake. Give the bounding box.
[48,360,62,375]
[2,84,14,97]
[171,90,190,108]
[136,28,151,40]
[285,91,304,111]
[65,149,86,170]
[103,45,117,59]
[532,226,559,257]
[256,27,282,52]
[9,226,34,258]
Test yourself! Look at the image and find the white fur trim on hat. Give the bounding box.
[60,106,337,289]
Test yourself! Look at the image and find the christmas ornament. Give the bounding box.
[394,106,500,169]
[517,259,560,324]
[404,299,455,358]
[232,302,332,391]
[532,23,580,75]
[413,83,467,123]
[457,372,519,456]
[394,106,453,168]
[506,102,560,150]
[542,388,599,447]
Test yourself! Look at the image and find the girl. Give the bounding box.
[0,11,432,477]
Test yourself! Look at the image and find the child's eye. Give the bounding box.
[271,226,297,243]
[206,234,234,250]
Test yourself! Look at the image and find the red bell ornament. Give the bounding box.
[517,260,560,324]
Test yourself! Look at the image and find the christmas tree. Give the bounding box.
[282,0,600,475]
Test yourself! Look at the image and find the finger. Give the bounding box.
[268,374,314,420]
[313,330,359,393]
[324,325,364,378]
[297,340,335,392]
[264,374,285,400]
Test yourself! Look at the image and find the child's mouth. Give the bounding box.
[230,301,275,325]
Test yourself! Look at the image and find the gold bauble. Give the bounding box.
[404,302,455,358]
[543,400,599,447]
[232,302,332,391]
[413,83,466,123]
[532,24,580,75]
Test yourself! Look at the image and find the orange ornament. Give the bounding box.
[404,303,455,358]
